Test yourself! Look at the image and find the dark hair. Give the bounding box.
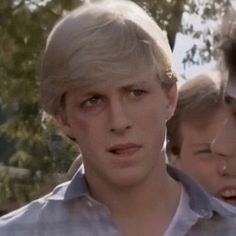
[221,39,236,75]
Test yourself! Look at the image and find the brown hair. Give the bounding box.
[167,71,225,155]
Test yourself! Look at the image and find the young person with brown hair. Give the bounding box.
[167,71,236,206]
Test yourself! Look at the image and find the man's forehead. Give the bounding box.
[77,74,156,92]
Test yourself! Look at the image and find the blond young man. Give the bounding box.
[1,0,236,235]
[167,71,236,206]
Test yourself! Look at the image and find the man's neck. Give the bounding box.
[112,172,180,236]
[87,160,181,236]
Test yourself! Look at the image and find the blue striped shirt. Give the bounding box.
[1,165,236,236]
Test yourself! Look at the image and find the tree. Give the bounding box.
[135,0,230,67]
[0,0,80,211]
[0,0,232,212]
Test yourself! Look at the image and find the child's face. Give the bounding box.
[171,107,236,206]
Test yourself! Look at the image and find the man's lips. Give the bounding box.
[107,143,142,156]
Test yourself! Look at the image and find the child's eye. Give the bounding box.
[195,149,211,155]
[81,96,102,108]
[194,148,216,160]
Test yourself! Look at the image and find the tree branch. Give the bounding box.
[166,0,186,50]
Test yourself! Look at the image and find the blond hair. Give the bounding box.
[40,0,177,116]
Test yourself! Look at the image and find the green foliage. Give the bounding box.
[0,0,80,210]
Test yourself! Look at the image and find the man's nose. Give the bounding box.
[108,99,132,134]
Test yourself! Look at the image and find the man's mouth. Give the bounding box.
[107,143,142,156]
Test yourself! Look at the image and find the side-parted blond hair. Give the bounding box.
[40,0,177,116]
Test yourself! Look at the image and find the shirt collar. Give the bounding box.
[167,165,235,218]
[48,165,90,201]
[48,163,236,218]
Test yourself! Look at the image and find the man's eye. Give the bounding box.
[81,96,102,108]
[130,89,146,97]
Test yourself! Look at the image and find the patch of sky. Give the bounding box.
[173,9,221,86]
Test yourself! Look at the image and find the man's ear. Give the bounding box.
[165,84,178,120]
[55,111,75,140]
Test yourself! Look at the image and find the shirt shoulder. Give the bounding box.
[0,179,121,236]
[0,182,70,235]
[167,166,236,235]
[188,214,236,236]
[167,165,236,217]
